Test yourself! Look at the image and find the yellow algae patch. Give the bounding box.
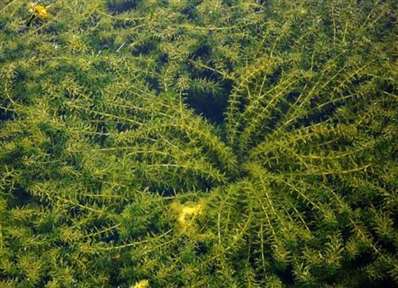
[28,3,49,20]
[170,200,205,234]
[131,279,150,288]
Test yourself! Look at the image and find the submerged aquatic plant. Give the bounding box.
[0,0,397,287]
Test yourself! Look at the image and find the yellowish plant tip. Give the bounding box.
[131,279,149,288]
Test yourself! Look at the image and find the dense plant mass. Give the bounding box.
[0,0,397,287]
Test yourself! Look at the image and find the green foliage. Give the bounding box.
[0,0,397,287]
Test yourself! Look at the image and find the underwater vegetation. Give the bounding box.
[0,0,397,287]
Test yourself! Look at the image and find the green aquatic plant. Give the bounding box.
[0,0,397,287]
